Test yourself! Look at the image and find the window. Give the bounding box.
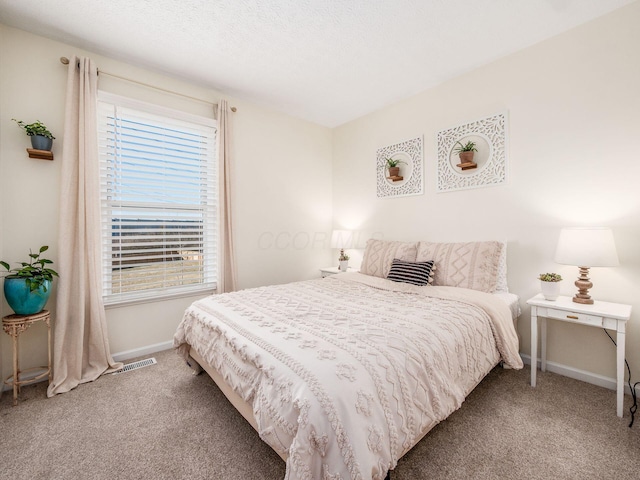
[97,92,217,305]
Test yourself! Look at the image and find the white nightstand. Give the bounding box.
[320,266,355,277]
[527,294,632,417]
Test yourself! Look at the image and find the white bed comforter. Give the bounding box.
[174,272,523,480]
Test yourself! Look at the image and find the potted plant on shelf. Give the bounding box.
[339,252,350,272]
[12,119,56,151]
[453,140,478,166]
[539,272,562,301]
[1,246,58,315]
[385,157,406,178]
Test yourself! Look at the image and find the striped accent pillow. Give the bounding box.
[386,259,435,286]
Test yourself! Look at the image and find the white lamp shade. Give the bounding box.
[554,227,619,267]
[331,230,353,249]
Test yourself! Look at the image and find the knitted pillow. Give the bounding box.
[415,241,503,293]
[360,239,418,278]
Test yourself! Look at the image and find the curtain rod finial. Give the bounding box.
[231,107,237,112]
[60,57,69,65]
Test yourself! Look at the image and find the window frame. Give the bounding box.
[97,91,218,307]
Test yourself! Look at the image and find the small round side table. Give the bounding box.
[2,309,52,406]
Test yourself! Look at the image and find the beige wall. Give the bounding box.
[0,26,333,383]
[333,2,640,383]
[2,2,639,395]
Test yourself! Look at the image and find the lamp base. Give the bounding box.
[572,266,594,305]
[572,296,594,305]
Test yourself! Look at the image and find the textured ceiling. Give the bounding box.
[0,0,634,126]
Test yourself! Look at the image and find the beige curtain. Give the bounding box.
[216,100,237,293]
[48,56,122,397]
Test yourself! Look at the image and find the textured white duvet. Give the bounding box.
[174,272,523,480]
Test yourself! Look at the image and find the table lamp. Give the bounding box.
[331,230,353,269]
[554,227,619,304]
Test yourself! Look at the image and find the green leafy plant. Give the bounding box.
[339,252,350,261]
[539,273,562,282]
[11,119,56,139]
[385,157,406,168]
[452,140,477,154]
[1,246,59,292]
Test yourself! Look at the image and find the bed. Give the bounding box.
[174,240,523,479]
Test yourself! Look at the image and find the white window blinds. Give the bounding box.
[97,93,218,305]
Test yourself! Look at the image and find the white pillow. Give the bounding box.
[495,242,509,293]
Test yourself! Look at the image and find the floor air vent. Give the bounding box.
[112,357,157,375]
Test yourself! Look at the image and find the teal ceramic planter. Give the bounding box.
[3,277,51,315]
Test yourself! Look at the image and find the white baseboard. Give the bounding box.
[1,341,174,393]
[1,368,49,393]
[112,340,174,363]
[521,353,636,396]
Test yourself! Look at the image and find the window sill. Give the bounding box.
[104,285,217,309]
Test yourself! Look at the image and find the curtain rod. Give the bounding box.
[59,57,237,112]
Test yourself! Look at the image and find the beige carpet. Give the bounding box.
[1,349,638,479]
